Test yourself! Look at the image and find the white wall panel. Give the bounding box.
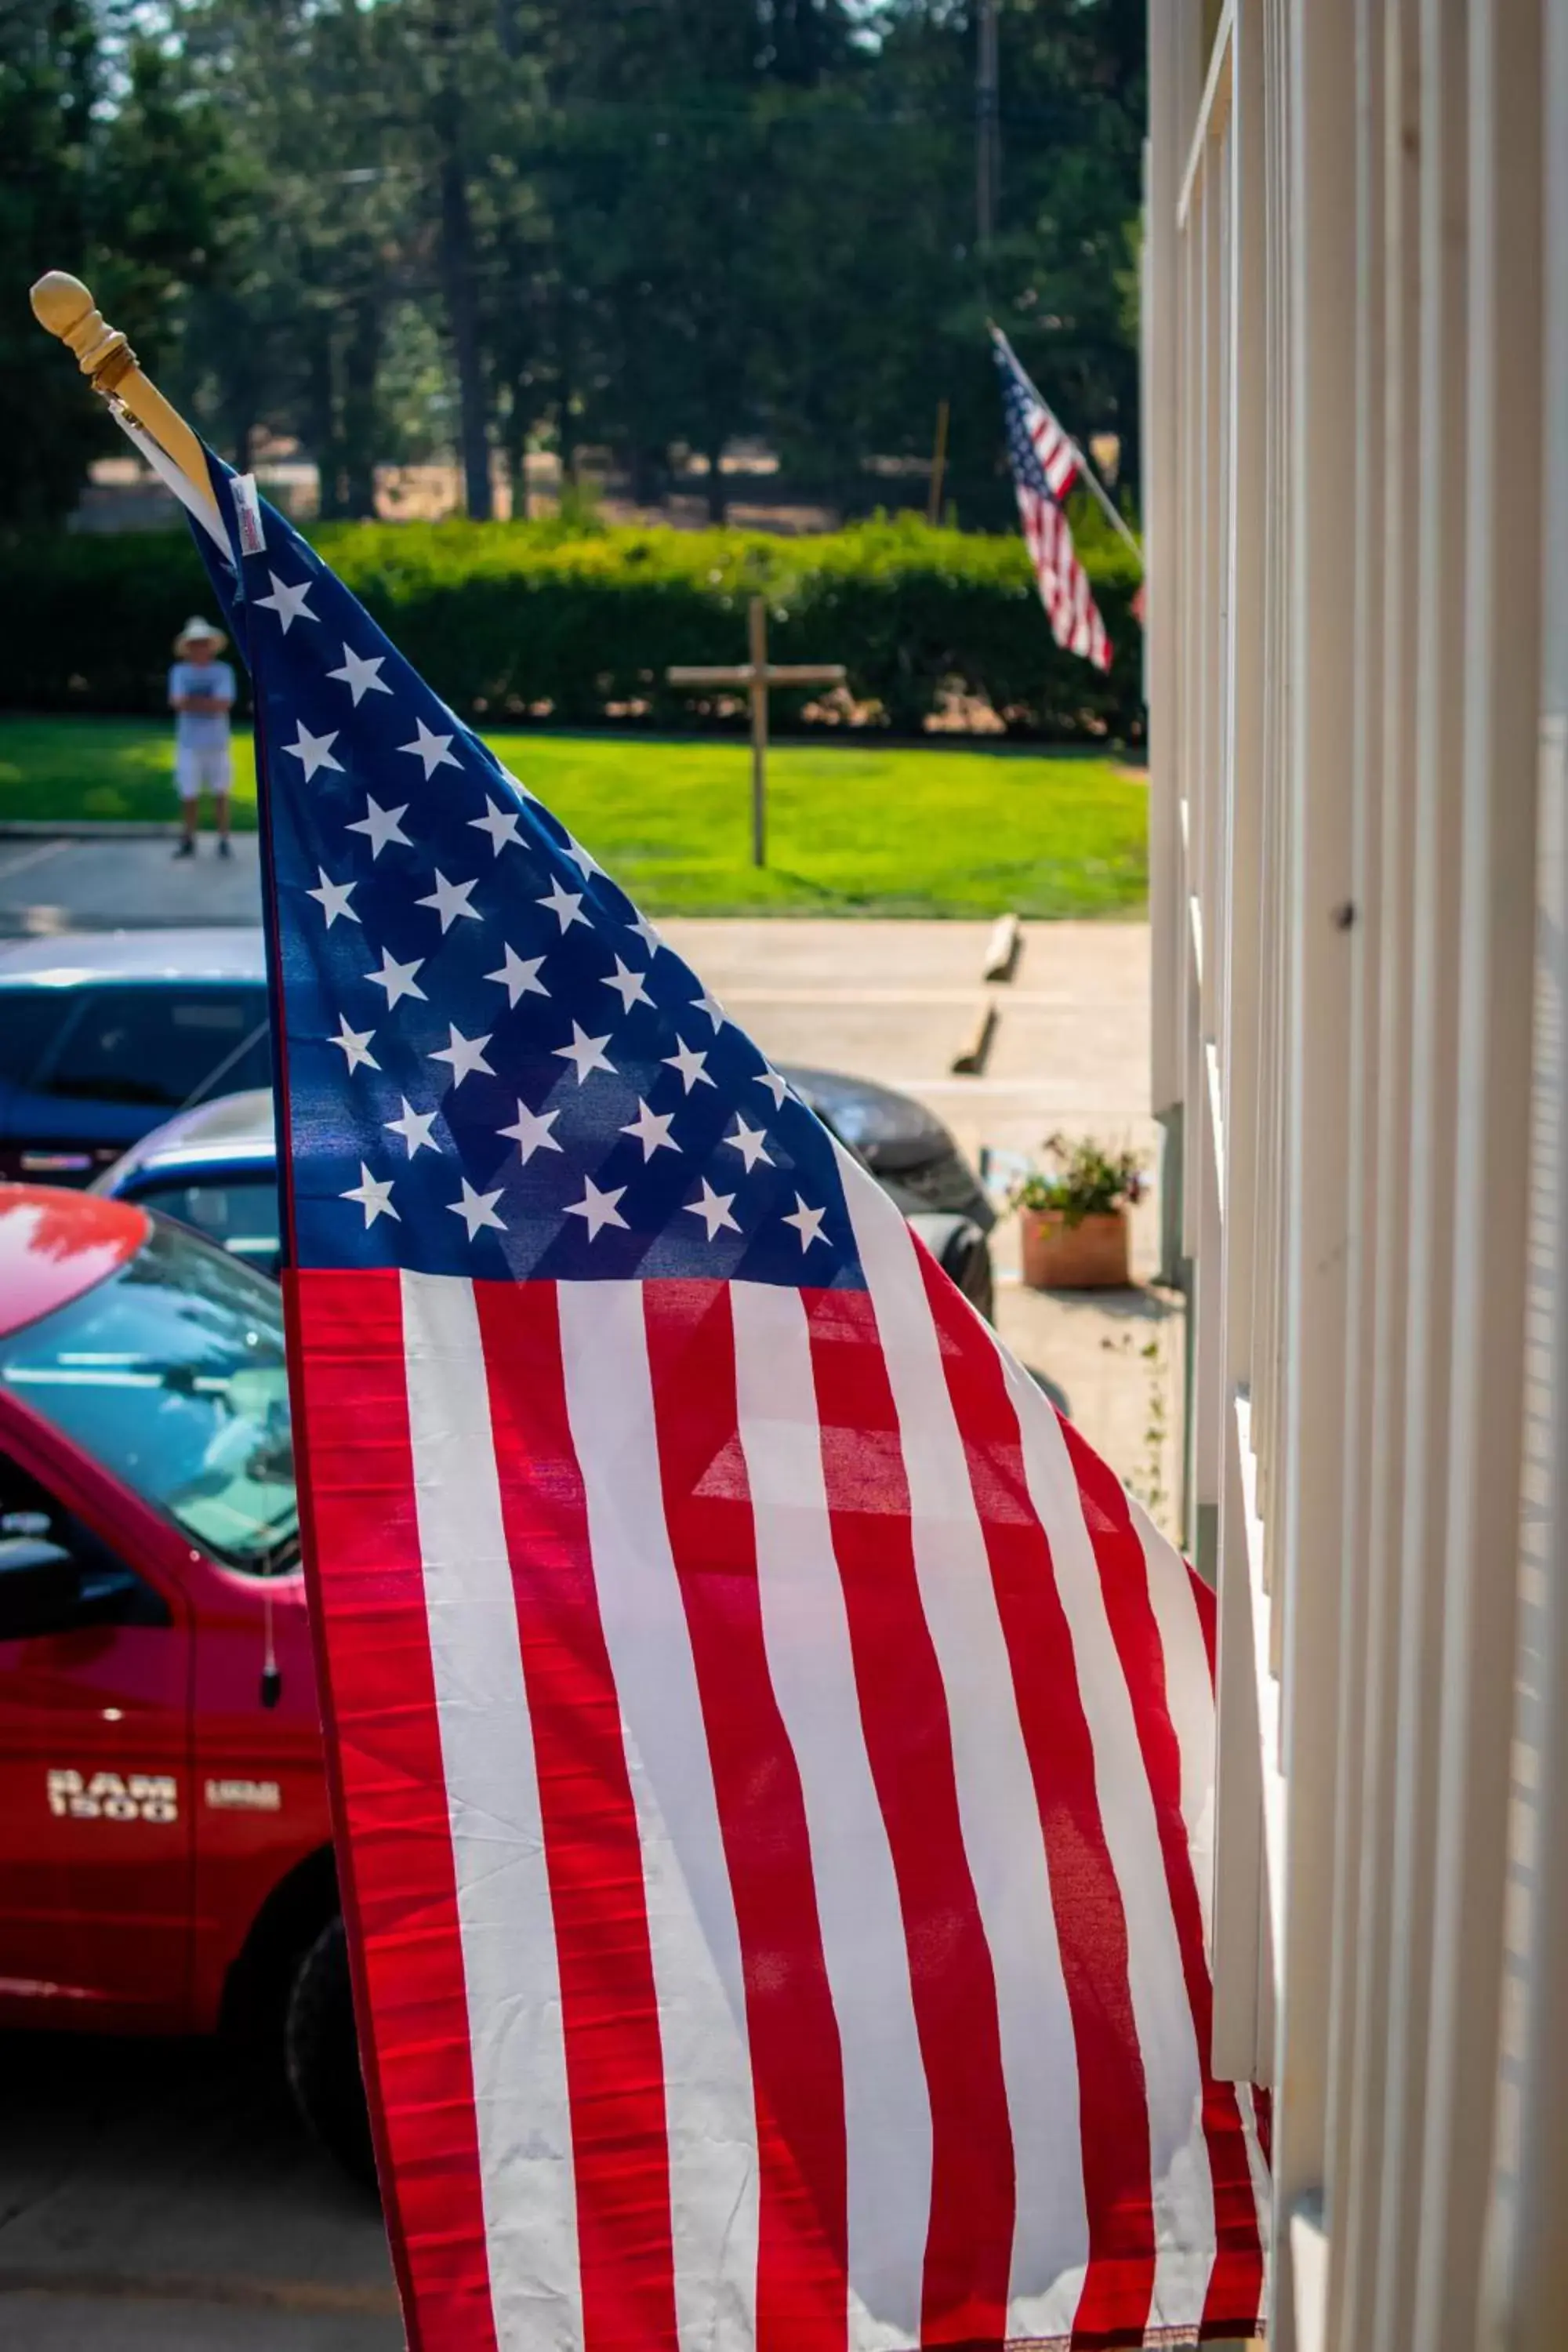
[1145,0,1557,2340]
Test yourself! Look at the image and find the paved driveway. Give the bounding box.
[0,2033,398,2349]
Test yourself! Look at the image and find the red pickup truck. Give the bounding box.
[0,1184,369,2178]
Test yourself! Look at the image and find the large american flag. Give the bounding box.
[993,331,1113,674]
[186,456,1265,2350]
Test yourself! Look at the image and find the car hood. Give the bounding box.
[780,1065,956,1174]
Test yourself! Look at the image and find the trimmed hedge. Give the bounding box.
[2,511,1143,742]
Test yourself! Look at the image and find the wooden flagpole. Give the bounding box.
[30,271,223,539]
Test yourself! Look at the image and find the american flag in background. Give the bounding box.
[993,329,1113,674]
[186,456,1265,2351]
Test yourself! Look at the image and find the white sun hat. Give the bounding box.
[173,615,227,655]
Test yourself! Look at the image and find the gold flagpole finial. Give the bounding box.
[30,270,220,530]
[31,272,136,391]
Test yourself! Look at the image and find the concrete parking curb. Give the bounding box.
[0,2268,400,2316]
[982,910,1022,981]
[0,820,185,840]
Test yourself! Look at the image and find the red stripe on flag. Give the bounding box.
[474,1279,681,2352]
[1058,1421,1267,2337]
[916,1258,1158,2344]
[292,1268,498,2352]
[642,1280,848,2352]
[1252,2085,1273,2173]
[802,1286,1015,2349]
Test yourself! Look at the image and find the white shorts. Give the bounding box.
[176,744,232,801]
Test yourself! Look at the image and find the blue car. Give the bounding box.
[0,930,269,1183]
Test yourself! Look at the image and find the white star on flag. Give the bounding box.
[562,837,604,880]
[384,1098,439,1157]
[307,869,358,927]
[626,909,663,956]
[448,1178,506,1239]
[366,949,426,1008]
[724,1117,773,1171]
[347,797,410,858]
[255,572,318,632]
[663,1037,715,1093]
[499,1101,562,1163]
[554,1023,616,1085]
[485,946,549,1007]
[620,1100,680,1160]
[782,1194,828,1250]
[340,1163,398,1225]
[328,644,390,705]
[283,722,343,782]
[470,799,523,855]
[328,1017,379,1073]
[601,957,652,1014]
[416,870,481,931]
[538,879,587,932]
[690,989,727,1031]
[755,1066,790,1109]
[686,1178,741,1241]
[428,1024,494,1087]
[401,718,461,779]
[565,1178,628,1240]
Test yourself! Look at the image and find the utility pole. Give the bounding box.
[975,0,999,249]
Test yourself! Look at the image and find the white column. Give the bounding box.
[1211,0,1272,2089]
[1321,0,1388,2325]
[1507,7,1568,2342]
[1333,5,1424,2340]
[1272,0,1359,2337]
[1414,0,1544,2342]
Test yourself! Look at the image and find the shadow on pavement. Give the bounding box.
[0,2031,400,2350]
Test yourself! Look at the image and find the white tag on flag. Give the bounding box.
[232,473,267,556]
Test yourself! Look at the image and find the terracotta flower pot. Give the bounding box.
[1018,1206,1131,1290]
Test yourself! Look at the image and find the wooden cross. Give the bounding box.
[668,595,846,867]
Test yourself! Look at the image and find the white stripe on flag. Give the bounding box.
[1133,1496,1218,1955]
[400,1269,584,2352]
[556,1279,760,2352]
[1238,2083,1273,2238]
[837,1153,1091,2335]
[994,1347,1218,2332]
[731,1279,933,2351]
[111,408,233,554]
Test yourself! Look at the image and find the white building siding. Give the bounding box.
[1144,2,1556,2346]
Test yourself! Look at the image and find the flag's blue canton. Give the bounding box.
[194,467,865,1290]
[995,341,1064,506]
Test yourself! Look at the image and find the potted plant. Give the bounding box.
[1011,1134,1146,1290]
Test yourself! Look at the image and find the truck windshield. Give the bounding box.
[0,1218,297,1575]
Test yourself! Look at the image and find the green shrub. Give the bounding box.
[1,510,1143,741]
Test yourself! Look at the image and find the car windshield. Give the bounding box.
[0,1218,297,1575]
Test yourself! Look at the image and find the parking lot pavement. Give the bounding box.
[0,2032,401,2349]
[0,832,261,937]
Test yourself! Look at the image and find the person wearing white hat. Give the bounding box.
[168,616,237,858]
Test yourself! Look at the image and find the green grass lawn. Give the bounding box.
[0,716,1147,920]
